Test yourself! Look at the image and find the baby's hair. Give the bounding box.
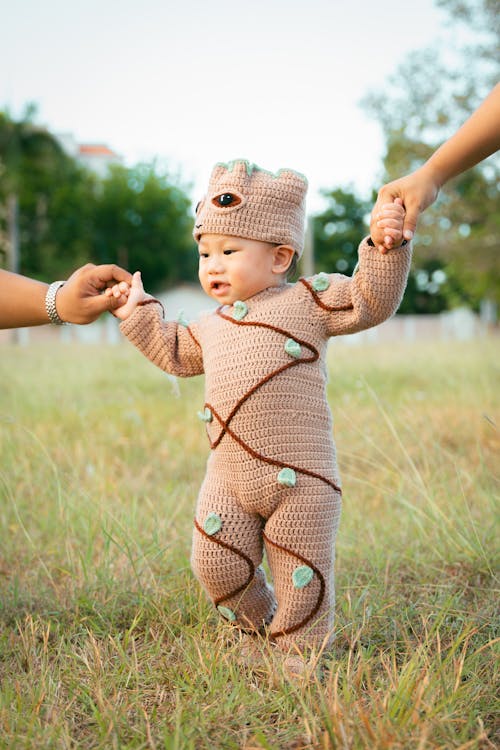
[286,252,299,281]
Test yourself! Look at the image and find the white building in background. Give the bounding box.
[56,132,122,176]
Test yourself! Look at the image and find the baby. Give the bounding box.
[110,159,410,663]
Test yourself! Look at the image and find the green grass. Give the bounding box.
[0,339,498,749]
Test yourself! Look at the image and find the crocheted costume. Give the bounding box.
[120,239,412,652]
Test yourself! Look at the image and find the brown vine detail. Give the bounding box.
[204,307,342,494]
[263,531,325,639]
[299,277,354,312]
[194,518,255,607]
[186,326,201,349]
[208,308,318,448]
[207,404,342,494]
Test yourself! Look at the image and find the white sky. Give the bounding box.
[1,0,451,213]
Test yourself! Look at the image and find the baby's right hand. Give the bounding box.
[106,270,151,320]
[370,197,406,254]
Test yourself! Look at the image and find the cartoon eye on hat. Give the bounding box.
[211,193,242,208]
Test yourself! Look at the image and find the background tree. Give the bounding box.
[0,112,197,290]
[312,187,453,313]
[0,104,69,275]
[312,187,369,277]
[362,0,500,311]
[92,163,196,292]
[15,148,96,281]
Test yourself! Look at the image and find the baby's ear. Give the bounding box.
[272,244,295,274]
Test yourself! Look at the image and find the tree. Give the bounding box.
[312,187,370,277]
[15,148,96,281]
[92,163,196,292]
[0,110,197,289]
[312,187,453,314]
[0,105,69,275]
[362,0,500,310]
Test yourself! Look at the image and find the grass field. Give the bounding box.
[0,339,498,749]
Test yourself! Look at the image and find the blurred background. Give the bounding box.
[1,0,499,341]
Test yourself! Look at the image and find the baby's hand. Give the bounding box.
[106,271,151,320]
[370,197,406,254]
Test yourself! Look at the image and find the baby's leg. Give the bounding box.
[264,478,341,653]
[191,477,276,631]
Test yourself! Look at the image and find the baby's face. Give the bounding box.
[198,234,281,305]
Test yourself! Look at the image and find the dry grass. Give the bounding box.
[0,339,498,749]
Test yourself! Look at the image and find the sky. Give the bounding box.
[1,0,452,213]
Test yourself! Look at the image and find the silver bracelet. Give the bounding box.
[45,280,67,325]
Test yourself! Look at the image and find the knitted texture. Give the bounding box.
[193,159,308,257]
[120,237,412,652]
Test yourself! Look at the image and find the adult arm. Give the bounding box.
[0,264,133,329]
[374,83,500,247]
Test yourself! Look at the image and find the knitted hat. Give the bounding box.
[193,159,308,257]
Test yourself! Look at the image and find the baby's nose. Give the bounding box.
[208,256,225,272]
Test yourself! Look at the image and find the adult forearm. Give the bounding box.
[0,264,134,329]
[0,270,50,328]
[423,83,500,188]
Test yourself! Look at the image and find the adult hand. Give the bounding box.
[372,166,440,252]
[374,84,500,253]
[56,263,133,324]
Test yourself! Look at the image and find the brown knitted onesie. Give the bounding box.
[120,238,412,653]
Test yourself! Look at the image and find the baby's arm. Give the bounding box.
[115,278,204,378]
[304,233,412,338]
[369,198,406,253]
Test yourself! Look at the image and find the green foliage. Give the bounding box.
[0,105,66,192]
[312,187,369,277]
[312,188,453,314]
[0,106,75,273]
[19,154,96,279]
[0,110,197,288]
[437,0,500,46]
[93,163,196,292]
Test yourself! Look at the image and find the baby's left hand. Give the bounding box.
[370,197,406,254]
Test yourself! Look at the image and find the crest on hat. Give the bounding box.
[194,159,308,257]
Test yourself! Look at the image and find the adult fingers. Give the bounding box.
[402,207,418,241]
[94,264,133,288]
